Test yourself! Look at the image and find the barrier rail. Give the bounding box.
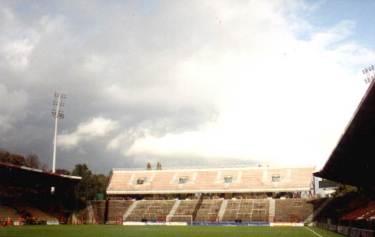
[316,222,374,237]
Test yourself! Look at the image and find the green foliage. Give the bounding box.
[72,164,109,203]
[72,164,92,177]
[25,153,41,169]
[0,150,26,166]
[0,150,43,169]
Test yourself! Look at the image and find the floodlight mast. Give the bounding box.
[51,92,66,173]
[362,65,375,84]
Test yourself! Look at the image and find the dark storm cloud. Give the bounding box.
[0,1,218,172]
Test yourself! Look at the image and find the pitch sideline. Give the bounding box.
[304,226,324,237]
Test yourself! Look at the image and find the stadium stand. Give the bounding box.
[0,162,81,226]
[107,167,314,195]
[0,206,19,219]
[341,201,375,221]
[314,81,375,235]
[194,199,222,222]
[113,197,314,225]
[251,199,270,222]
[124,200,175,222]
[0,158,320,227]
[221,199,269,223]
[105,166,316,225]
[167,199,198,222]
[315,82,375,190]
[106,200,134,224]
[274,199,313,223]
[0,162,81,190]
[314,193,375,230]
[16,206,59,224]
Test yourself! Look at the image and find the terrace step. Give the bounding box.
[168,200,180,217]
[123,201,138,221]
[305,198,332,223]
[269,199,275,222]
[218,199,228,222]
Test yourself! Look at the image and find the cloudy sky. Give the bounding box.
[1,0,375,173]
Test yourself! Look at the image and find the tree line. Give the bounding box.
[0,149,44,170]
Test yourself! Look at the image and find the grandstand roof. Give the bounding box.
[315,82,375,188]
[0,162,81,188]
[107,167,314,195]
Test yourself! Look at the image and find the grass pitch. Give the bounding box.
[0,225,343,237]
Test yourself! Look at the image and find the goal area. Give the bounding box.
[166,215,193,225]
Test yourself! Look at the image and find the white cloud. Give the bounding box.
[310,20,355,48]
[58,117,118,149]
[0,8,41,71]
[107,129,145,152]
[119,1,374,169]
[1,39,35,70]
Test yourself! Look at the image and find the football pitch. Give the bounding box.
[0,225,344,237]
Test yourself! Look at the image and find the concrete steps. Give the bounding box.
[123,201,138,221]
[217,199,228,222]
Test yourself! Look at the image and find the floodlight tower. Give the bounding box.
[362,65,375,84]
[51,92,66,173]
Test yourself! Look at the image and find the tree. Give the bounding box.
[0,150,27,166]
[156,162,162,170]
[72,164,92,202]
[0,150,10,161]
[71,164,109,203]
[146,162,152,170]
[6,154,26,166]
[0,150,48,171]
[91,174,109,197]
[25,153,40,169]
[72,164,92,177]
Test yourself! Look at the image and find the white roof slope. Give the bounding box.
[107,167,314,195]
